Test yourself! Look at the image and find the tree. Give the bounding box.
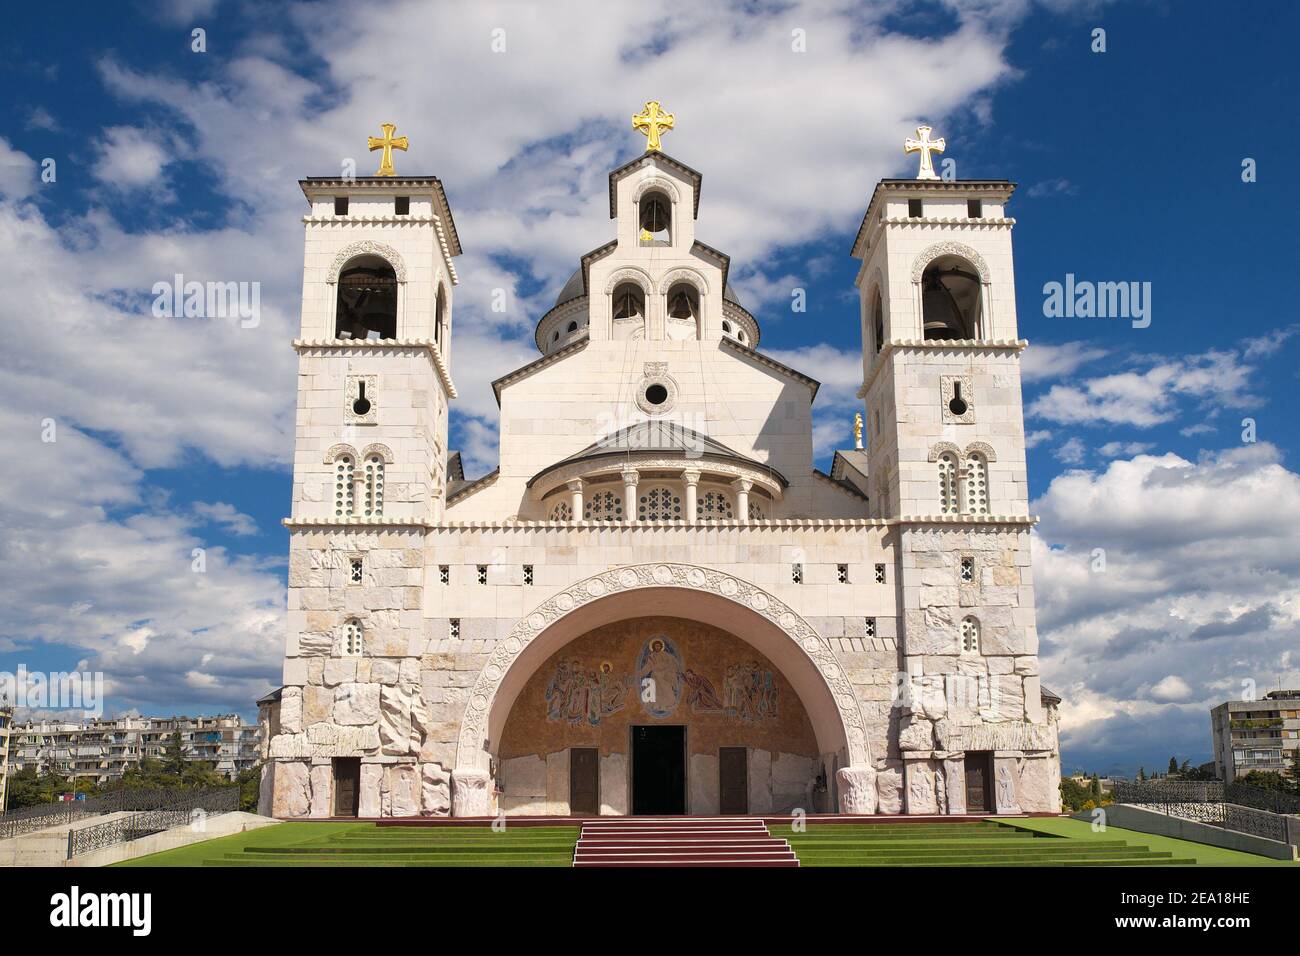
[163,731,186,776]
[1168,757,1178,775]
[1090,774,1102,802]
[1137,767,1146,782]
[237,763,263,812]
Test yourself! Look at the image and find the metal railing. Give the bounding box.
[1111,780,1292,844]
[66,787,239,858]
[0,787,233,841]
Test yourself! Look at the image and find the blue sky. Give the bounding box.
[0,0,1296,778]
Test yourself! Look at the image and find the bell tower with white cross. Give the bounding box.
[848,128,1055,816]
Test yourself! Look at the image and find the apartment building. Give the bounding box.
[1211,690,1300,780]
[0,703,12,810]
[5,714,261,786]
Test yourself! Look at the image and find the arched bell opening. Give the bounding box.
[611,282,646,340]
[638,191,671,245]
[335,254,398,340]
[665,282,700,341]
[920,254,982,341]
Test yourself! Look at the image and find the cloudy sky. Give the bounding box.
[0,0,1296,777]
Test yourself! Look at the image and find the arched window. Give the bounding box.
[566,320,578,334]
[937,453,958,515]
[638,486,683,521]
[434,285,446,345]
[722,320,733,334]
[964,453,988,515]
[665,282,700,340]
[583,490,623,522]
[639,191,671,244]
[871,288,885,355]
[737,328,747,344]
[343,619,363,657]
[335,255,398,340]
[612,282,645,322]
[697,490,734,521]
[920,256,981,341]
[549,501,572,521]
[364,455,385,516]
[960,617,980,655]
[334,454,355,517]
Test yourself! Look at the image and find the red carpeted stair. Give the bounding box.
[572,816,799,867]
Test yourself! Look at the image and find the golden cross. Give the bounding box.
[904,125,945,181]
[632,101,675,152]
[367,123,409,177]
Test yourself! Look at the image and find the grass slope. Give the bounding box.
[991,817,1297,867]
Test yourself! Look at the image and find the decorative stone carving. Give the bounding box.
[451,769,492,817]
[309,764,333,818]
[836,766,878,814]
[994,758,1021,814]
[454,563,872,772]
[359,764,383,818]
[933,718,1056,753]
[876,762,904,814]
[898,714,935,751]
[382,764,420,817]
[909,240,991,284]
[905,762,938,815]
[421,763,452,816]
[328,240,408,284]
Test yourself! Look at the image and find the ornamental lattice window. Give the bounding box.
[549,501,572,521]
[343,619,363,657]
[964,453,988,515]
[697,490,734,521]
[938,453,958,515]
[334,455,355,517]
[584,490,623,522]
[748,500,765,521]
[363,456,384,516]
[638,486,682,521]
[961,617,980,655]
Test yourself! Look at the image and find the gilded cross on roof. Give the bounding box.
[904,125,945,181]
[632,100,675,152]
[367,123,409,177]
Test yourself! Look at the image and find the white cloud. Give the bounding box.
[91,126,176,191]
[1027,349,1260,428]
[1032,443,1300,770]
[193,501,260,537]
[1052,436,1086,464]
[1020,341,1107,383]
[1097,440,1153,457]
[1025,429,1053,449]
[0,137,38,200]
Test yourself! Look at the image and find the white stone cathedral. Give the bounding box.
[262,110,1061,819]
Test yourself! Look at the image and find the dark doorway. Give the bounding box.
[719,747,748,814]
[332,757,360,817]
[631,725,686,815]
[569,747,600,816]
[964,751,994,813]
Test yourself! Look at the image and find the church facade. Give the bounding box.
[262,112,1061,819]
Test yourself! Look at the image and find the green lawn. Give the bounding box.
[115,822,582,867]
[991,817,1298,867]
[115,817,1295,868]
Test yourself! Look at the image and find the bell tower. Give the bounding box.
[291,125,463,524]
[849,130,1055,816]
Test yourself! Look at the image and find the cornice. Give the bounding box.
[857,338,1028,398]
[292,338,457,398]
[282,515,1036,531]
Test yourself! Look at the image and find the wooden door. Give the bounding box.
[964,751,992,813]
[569,747,600,815]
[719,747,748,814]
[333,757,360,817]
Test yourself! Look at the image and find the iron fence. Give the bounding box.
[1,787,235,842]
[1111,780,1291,844]
[66,787,239,858]
[1225,782,1300,816]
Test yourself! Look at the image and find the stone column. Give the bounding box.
[451,769,493,817]
[566,479,584,520]
[351,468,366,517]
[836,766,878,814]
[682,468,701,525]
[621,467,639,523]
[732,478,753,524]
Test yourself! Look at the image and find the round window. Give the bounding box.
[644,383,669,406]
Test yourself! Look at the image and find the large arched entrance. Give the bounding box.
[450,564,871,816]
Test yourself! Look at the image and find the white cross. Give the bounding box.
[904,125,946,181]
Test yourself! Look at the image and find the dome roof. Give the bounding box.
[553,267,744,307]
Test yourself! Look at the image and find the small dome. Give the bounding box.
[555,269,585,306]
